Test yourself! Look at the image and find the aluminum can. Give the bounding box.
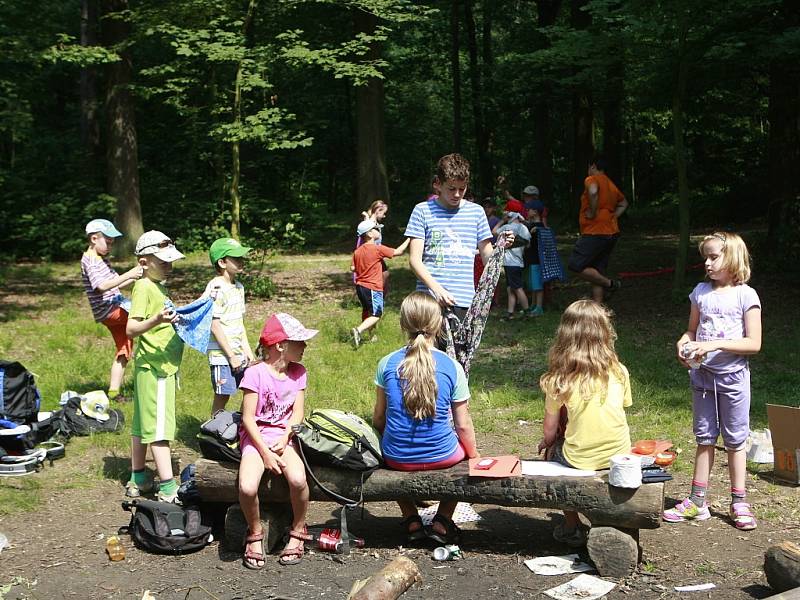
[433,544,462,561]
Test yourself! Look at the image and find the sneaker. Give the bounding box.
[501,312,515,321]
[730,502,757,530]
[527,306,544,317]
[553,524,588,547]
[662,498,711,523]
[125,480,155,498]
[351,328,361,349]
[156,488,181,504]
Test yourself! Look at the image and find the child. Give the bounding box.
[80,219,143,402]
[663,232,761,530]
[238,313,317,568]
[524,202,546,316]
[492,211,531,319]
[124,231,186,502]
[204,237,255,415]
[351,219,410,348]
[538,300,632,546]
[372,292,479,544]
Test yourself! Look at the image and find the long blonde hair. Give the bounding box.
[361,200,387,221]
[398,292,442,420]
[699,231,751,284]
[539,300,623,402]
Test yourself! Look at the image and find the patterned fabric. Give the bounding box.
[81,250,121,322]
[165,296,215,354]
[442,244,505,377]
[536,227,566,283]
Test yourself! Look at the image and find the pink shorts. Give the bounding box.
[384,442,467,471]
[102,306,132,360]
[240,424,294,457]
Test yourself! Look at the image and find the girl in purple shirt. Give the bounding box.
[663,232,762,530]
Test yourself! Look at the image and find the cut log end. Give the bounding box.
[587,526,640,578]
[348,556,422,600]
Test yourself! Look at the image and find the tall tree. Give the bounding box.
[570,0,594,199]
[464,0,490,193]
[79,0,101,160]
[450,0,462,152]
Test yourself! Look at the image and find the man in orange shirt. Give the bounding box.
[568,156,628,302]
[351,219,410,348]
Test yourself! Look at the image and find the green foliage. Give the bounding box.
[238,271,276,299]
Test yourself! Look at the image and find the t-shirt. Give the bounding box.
[405,199,492,308]
[496,222,530,268]
[203,278,247,366]
[353,244,395,291]
[689,282,761,374]
[239,361,306,430]
[80,249,120,322]
[129,278,184,376]
[375,347,470,463]
[579,172,625,236]
[545,365,632,471]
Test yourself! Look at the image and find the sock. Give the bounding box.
[689,480,708,507]
[159,478,178,495]
[108,389,120,400]
[731,487,747,505]
[129,468,147,486]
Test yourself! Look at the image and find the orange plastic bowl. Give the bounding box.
[633,440,657,455]
[655,451,677,466]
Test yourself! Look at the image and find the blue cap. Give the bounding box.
[85,219,122,237]
[524,200,545,214]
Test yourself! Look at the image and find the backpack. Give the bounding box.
[292,409,383,472]
[0,412,60,454]
[58,396,124,437]
[0,361,41,425]
[121,499,212,554]
[197,410,241,463]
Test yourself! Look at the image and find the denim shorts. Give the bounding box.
[210,363,245,396]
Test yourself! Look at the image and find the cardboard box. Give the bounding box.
[767,404,800,484]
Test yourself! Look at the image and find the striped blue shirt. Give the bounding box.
[405,199,491,308]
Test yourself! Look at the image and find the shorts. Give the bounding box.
[568,234,618,275]
[550,439,576,469]
[525,264,544,292]
[504,266,524,290]
[132,367,177,444]
[101,306,133,360]
[356,285,384,318]
[240,424,295,457]
[690,367,750,450]
[210,362,245,396]
[384,442,466,471]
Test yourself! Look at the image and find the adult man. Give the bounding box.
[568,155,628,302]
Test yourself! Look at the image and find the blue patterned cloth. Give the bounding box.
[537,227,566,283]
[164,297,215,354]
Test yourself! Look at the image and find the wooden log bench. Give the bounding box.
[195,457,664,578]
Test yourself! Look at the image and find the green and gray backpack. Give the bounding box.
[292,409,382,472]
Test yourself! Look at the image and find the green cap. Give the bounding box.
[209,238,251,266]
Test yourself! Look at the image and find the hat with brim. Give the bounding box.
[209,237,251,266]
[135,230,186,262]
[80,390,111,422]
[85,219,122,238]
[357,219,383,236]
[260,313,318,347]
[523,185,540,196]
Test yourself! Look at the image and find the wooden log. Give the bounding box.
[195,458,664,529]
[765,541,800,593]
[586,527,639,578]
[763,587,800,600]
[223,503,293,554]
[348,556,422,600]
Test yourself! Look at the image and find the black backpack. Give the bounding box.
[197,410,241,463]
[121,499,212,554]
[0,360,41,424]
[58,396,124,438]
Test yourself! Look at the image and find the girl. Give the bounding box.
[356,200,393,296]
[538,300,632,547]
[372,292,479,544]
[361,199,388,226]
[663,232,761,530]
[238,313,318,569]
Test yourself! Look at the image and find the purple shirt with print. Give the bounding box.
[690,281,760,374]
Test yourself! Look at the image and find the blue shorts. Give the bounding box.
[356,285,384,318]
[525,264,543,292]
[210,363,245,396]
[504,266,524,290]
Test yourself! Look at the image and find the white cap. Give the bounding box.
[85,219,122,237]
[523,185,539,196]
[356,219,383,236]
[135,230,185,262]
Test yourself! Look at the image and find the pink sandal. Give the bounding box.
[279,528,312,566]
[730,502,757,530]
[243,529,265,570]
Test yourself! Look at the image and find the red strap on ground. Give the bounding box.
[619,262,703,279]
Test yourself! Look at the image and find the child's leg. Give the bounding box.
[534,290,544,309]
[356,315,380,335]
[280,446,310,537]
[104,308,133,399]
[238,450,266,567]
[506,287,516,314]
[212,393,230,415]
[514,287,529,311]
[110,355,128,393]
[131,436,147,471]
[151,441,174,483]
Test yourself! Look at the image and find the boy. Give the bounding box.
[524,201,546,316]
[351,219,409,348]
[492,211,531,319]
[125,230,185,503]
[204,237,255,415]
[80,218,143,402]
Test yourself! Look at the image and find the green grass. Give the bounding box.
[1,231,798,514]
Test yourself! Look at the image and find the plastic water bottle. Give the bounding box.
[106,535,126,561]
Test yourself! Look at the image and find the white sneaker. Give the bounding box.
[156,489,181,504]
[351,328,361,349]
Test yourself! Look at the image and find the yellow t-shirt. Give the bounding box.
[544,365,632,471]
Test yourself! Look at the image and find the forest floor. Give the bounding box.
[1,233,799,599]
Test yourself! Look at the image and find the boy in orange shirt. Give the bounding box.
[351,219,410,348]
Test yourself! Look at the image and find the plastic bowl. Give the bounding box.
[632,440,657,455]
[655,451,677,466]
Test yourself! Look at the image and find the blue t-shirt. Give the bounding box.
[375,347,470,463]
[405,199,492,308]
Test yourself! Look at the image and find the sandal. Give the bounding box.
[400,515,426,543]
[242,529,265,570]
[279,528,311,566]
[427,513,461,545]
[730,502,757,530]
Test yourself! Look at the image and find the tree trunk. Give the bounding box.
[102,0,142,256]
[464,0,489,194]
[354,11,390,209]
[671,31,690,294]
[603,51,625,188]
[481,0,495,193]
[764,541,800,593]
[571,0,594,201]
[450,0,462,152]
[80,0,100,160]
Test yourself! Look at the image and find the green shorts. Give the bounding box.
[132,367,177,444]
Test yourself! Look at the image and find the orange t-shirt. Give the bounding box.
[579,172,625,235]
[353,244,395,291]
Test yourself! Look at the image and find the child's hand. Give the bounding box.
[230,355,247,372]
[269,435,289,456]
[689,341,716,358]
[430,283,456,307]
[156,307,178,324]
[498,230,516,249]
[261,449,286,474]
[537,438,551,456]
[125,265,144,281]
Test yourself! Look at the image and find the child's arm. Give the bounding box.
[95,265,143,293]
[538,409,561,455]
[409,238,456,307]
[210,320,247,370]
[392,237,411,256]
[675,304,701,367]
[452,402,479,459]
[690,307,762,358]
[492,215,509,236]
[270,389,305,456]
[584,179,599,220]
[241,390,286,474]
[372,388,387,433]
[126,308,178,338]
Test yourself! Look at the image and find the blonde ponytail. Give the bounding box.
[398,292,443,420]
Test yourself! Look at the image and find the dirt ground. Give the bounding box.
[2,245,799,599]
